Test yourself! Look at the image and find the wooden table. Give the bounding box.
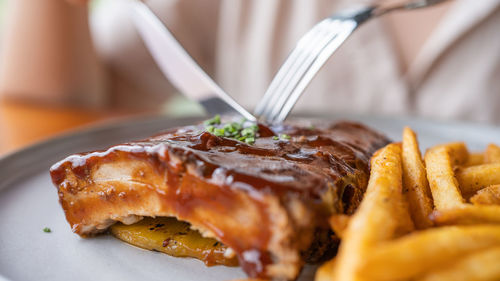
[0,100,143,155]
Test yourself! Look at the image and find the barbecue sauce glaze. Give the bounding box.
[51,120,389,278]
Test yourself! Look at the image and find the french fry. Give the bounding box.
[392,194,415,237]
[329,215,350,239]
[484,143,500,164]
[470,185,500,205]
[401,127,434,229]
[424,145,465,210]
[358,225,500,281]
[319,133,500,281]
[430,205,500,225]
[315,258,336,281]
[416,246,500,281]
[437,142,469,166]
[464,152,484,166]
[315,143,404,281]
[455,163,500,198]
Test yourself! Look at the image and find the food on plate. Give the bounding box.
[470,185,500,205]
[358,225,500,281]
[327,214,350,239]
[464,152,484,166]
[315,143,412,281]
[484,143,500,163]
[415,246,500,281]
[50,117,389,280]
[430,204,500,225]
[455,163,500,198]
[316,131,500,281]
[436,142,469,165]
[424,144,466,209]
[401,127,433,229]
[424,142,500,225]
[51,116,500,281]
[110,217,238,266]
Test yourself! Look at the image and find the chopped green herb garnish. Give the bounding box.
[272,134,292,141]
[206,125,215,133]
[241,127,255,137]
[203,115,259,144]
[214,128,225,137]
[204,114,221,126]
[43,227,51,233]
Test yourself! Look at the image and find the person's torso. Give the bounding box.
[90,0,500,123]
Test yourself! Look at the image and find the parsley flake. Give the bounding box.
[43,227,51,233]
[203,115,259,144]
[273,134,291,141]
[204,114,221,126]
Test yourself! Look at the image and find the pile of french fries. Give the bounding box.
[316,127,500,281]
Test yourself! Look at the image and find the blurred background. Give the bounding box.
[0,0,193,154]
[0,0,119,155]
[0,0,499,155]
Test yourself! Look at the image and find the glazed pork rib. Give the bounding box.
[50,120,389,280]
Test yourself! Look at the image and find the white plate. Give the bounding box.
[1,115,499,281]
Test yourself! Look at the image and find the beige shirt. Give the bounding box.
[90,0,500,123]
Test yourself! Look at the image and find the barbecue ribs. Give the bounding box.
[50,119,389,280]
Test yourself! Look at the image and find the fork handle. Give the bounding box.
[333,6,375,24]
[373,0,451,16]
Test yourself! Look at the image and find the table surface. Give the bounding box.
[0,100,143,155]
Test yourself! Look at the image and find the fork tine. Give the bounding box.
[262,19,343,122]
[254,19,331,118]
[258,20,338,122]
[260,21,337,121]
[257,6,376,123]
[272,20,358,123]
[254,20,330,117]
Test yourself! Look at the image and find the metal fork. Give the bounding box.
[254,0,450,123]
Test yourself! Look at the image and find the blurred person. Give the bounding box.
[0,0,499,122]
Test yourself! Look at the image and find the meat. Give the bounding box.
[50,119,389,280]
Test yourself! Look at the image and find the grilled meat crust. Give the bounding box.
[50,120,389,280]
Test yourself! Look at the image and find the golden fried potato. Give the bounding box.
[416,246,500,281]
[464,152,485,166]
[328,215,350,239]
[358,225,500,281]
[430,205,500,225]
[424,145,465,210]
[401,127,433,229]
[392,194,415,238]
[318,135,500,281]
[316,143,406,281]
[470,185,500,205]
[314,258,336,281]
[437,142,469,166]
[484,143,500,164]
[455,163,500,198]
